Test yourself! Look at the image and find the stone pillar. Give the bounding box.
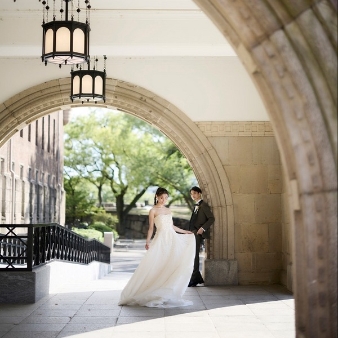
[104,232,114,254]
[0,265,50,303]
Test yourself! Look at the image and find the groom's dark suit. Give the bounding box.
[189,200,215,286]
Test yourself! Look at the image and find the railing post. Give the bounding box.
[27,225,33,271]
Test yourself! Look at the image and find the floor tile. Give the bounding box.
[74,309,121,317]
[31,309,78,317]
[0,318,23,325]
[21,316,71,324]
[3,332,60,338]
[0,325,14,332]
[117,317,164,325]
[61,323,116,332]
[166,332,220,338]
[119,306,164,317]
[10,323,67,332]
[69,317,118,324]
[270,331,296,338]
[217,331,275,338]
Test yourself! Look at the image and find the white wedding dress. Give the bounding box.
[118,213,195,308]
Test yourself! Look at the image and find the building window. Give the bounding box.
[28,124,31,142]
[47,115,51,153]
[36,170,39,223]
[41,173,45,222]
[20,129,23,138]
[54,189,57,222]
[20,165,24,218]
[21,182,25,218]
[0,158,4,174]
[35,120,39,146]
[53,119,56,156]
[1,158,5,218]
[28,168,32,223]
[20,165,23,180]
[42,117,45,150]
[11,162,16,220]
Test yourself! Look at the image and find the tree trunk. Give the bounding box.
[115,194,126,235]
[97,185,103,207]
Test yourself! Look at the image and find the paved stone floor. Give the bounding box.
[0,246,295,338]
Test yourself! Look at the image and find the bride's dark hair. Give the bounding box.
[154,187,169,205]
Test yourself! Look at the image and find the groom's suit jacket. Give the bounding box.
[189,200,215,239]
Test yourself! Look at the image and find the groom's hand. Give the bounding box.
[197,227,204,235]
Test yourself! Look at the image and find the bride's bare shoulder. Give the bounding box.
[149,207,159,217]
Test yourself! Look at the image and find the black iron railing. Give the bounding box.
[0,224,111,271]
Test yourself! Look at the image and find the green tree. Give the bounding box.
[64,109,196,235]
[63,172,97,226]
[154,143,197,210]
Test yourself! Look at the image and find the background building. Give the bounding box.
[0,110,68,226]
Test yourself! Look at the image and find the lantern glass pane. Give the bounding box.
[73,75,80,95]
[56,27,70,52]
[95,76,103,95]
[73,28,85,54]
[45,29,54,53]
[82,75,92,93]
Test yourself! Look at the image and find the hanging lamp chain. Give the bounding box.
[41,0,50,24]
[71,0,74,20]
[85,0,91,25]
[104,55,107,72]
[76,0,80,21]
[60,0,64,21]
[94,56,98,71]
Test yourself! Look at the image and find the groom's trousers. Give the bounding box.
[191,233,204,283]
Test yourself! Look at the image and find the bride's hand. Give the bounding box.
[145,242,150,250]
[185,230,193,234]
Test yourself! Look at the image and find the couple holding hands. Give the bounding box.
[119,186,215,308]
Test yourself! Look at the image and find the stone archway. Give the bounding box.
[193,0,337,337]
[0,77,236,283]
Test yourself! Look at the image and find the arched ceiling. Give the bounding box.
[0,0,268,121]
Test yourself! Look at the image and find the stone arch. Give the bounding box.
[0,77,234,265]
[193,0,337,337]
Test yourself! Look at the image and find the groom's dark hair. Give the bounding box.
[190,186,202,194]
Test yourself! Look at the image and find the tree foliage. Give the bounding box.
[63,172,97,226]
[64,108,197,235]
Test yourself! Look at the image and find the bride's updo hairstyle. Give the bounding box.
[154,187,169,205]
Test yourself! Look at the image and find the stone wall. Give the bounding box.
[216,136,283,284]
[122,214,189,239]
[198,122,289,286]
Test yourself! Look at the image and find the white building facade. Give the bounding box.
[0,110,68,226]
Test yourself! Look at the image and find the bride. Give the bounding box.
[118,187,195,308]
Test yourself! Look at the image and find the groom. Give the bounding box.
[188,186,215,287]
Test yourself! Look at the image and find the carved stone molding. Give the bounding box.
[196,121,274,137]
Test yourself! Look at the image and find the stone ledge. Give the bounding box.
[0,260,112,304]
[204,259,238,285]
